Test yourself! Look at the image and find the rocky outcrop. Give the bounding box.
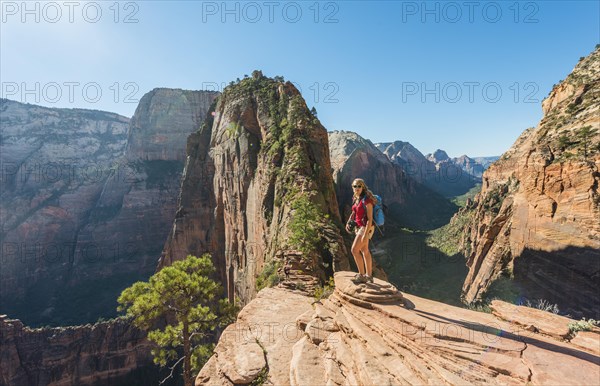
[461,47,600,318]
[0,315,155,386]
[196,272,600,385]
[161,73,349,307]
[330,131,457,230]
[0,89,218,327]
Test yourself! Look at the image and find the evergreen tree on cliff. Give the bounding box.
[117,254,237,386]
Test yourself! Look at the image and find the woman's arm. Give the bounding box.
[366,202,374,227]
[345,205,355,232]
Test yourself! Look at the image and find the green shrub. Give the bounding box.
[568,318,599,333]
[288,194,327,255]
[313,277,335,302]
[466,301,492,313]
[256,260,282,291]
[225,121,243,139]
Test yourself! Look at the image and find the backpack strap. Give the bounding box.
[360,197,367,224]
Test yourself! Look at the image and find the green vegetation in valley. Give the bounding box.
[5,269,156,328]
[426,208,473,258]
[451,184,481,207]
[117,254,237,386]
[376,227,468,307]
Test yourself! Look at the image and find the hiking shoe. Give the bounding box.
[351,273,367,284]
[364,275,374,283]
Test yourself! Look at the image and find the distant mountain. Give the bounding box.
[426,149,451,163]
[471,156,500,167]
[451,154,499,179]
[376,142,481,197]
[426,150,498,180]
[374,141,435,184]
[331,131,457,230]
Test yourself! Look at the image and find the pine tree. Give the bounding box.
[576,126,598,159]
[117,254,237,386]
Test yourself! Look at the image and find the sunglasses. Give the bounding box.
[352,185,362,188]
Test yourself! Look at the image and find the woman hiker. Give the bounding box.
[345,178,376,284]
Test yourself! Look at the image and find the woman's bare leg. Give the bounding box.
[362,242,373,277]
[351,232,366,275]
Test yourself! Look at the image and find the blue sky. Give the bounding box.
[1,1,599,157]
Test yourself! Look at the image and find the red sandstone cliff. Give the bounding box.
[461,47,600,318]
[160,72,350,306]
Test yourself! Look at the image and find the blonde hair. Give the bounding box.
[352,178,377,204]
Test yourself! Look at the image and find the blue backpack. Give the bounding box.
[362,195,385,227]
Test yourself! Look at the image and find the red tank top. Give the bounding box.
[352,197,373,227]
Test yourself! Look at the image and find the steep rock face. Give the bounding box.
[330,131,457,230]
[329,131,412,219]
[461,47,600,318]
[161,73,349,307]
[0,89,218,326]
[196,272,600,385]
[0,315,154,386]
[127,88,219,160]
[0,100,131,325]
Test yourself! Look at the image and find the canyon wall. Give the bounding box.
[461,47,600,318]
[0,315,155,386]
[0,90,218,326]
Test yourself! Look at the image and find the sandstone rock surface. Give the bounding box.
[197,271,600,385]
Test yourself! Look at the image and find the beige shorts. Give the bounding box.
[355,225,375,240]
